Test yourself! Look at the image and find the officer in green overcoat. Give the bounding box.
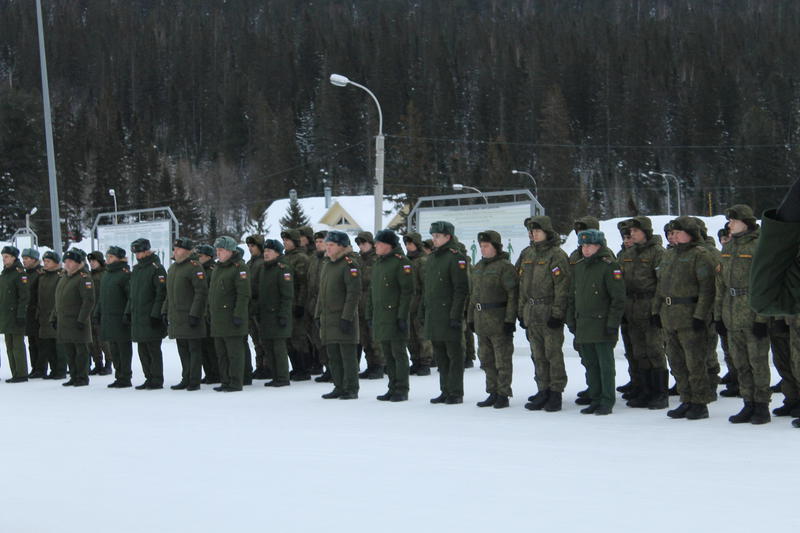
[87,251,112,375]
[316,231,361,400]
[196,244,220,384]
[355,231,385,379]
[468,231,519,409]
[163,238,208,391]
[0,245,31,382]
[403,232,433,376]
[281,228,311,381]
[566,230,626,415]
[368,230,413,402]
[126,238,167,390]
[245,234,268,380]
[208,236,250,392]
[37,251,66,379]
[21,248,45,378]
[52,248,95,387]
[96,246,134,388]
[422,221,469,404]
[309,230,330,381]
[256,239,294,387]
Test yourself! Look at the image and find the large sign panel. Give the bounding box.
[97,220,172,265]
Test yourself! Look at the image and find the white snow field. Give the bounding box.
[1,335,797,533]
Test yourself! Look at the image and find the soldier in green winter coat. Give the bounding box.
[308,230,330,382]
[162,238,208,391]
[126,238,167,390]
[517,216,571,412]
[0,245,31,382]
[616,216,668,409]
[37,251,66,379]
[196,244,220,384]
[367,230,413,402]
[654,217,717,420]
[767,317,795,418]
[21,248,45,378]
[693,217,724,396]
[316,231,361,400]
[281,228,311,381]
[566,230,626,415]
[714,205,771,424]
[52,248,95,387]
[95,246,134,388]
[245,234,268,380]
[256,239,294,387]
[403,232,433,376]
[87,251,112,375]
[422,221,469,404]
[355,231,385,379]
[468,231,519,409]
[208,236,250,392]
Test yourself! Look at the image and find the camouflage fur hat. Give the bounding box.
[574,216,599,232]
[355,231,374,245]
[422,239,434,250]
[213,236,238,251]
[725,204,758,229]
[298,226,315,240]
[478,230,503,252]
[670,216,702,241]
[313,230,328,240]
[691,217,709,239]
[429,220,455,236]
[403,232,423,249]
[106,246,127,259]
[526,216,555,235]
[245,234,265,250]
[578,229,606,247]
[280,229,301,246]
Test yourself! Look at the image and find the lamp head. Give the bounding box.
[330,74,350,87]
[452,184,464,191]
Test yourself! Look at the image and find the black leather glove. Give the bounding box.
[277,316,288,328]
[518,318,527,330]
[188,315,200,328]
[16,316,25,327]
[692,318,706,331]
[605,326,617,337]
[650,315,662,328]
[50,318,57,330]
[122,313,131,325]
[232,316,243,328]
[151,316,162,328]
[773,319,790,334]
[752,322,768,339]
[715,321,727,336]
[293,306,304,318]
[76,322,85,331]
[339,319,354,334]
[449,319,461,330]
[397,319,408,333]
[547,317,563,330]
[467,321,475,332]
[503,322,516,334]
[776,177,800,222]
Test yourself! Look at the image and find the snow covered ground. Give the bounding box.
[1,334,797,532]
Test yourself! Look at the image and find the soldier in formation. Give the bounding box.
[256,239,294,387]
[281,229,311,381]
[1,246,30,382]
[355,231,385,379]
[21,249,44,378]
[196,244,220,384]
[245,235,268,381]
[96,246,134,388]
[53,248,95,387]
[87,251,113,375]
[308,230,329,381]
[403,232,433,376]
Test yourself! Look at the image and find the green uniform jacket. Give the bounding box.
[468,252,519,336]
[421,239,469,342]
[618,235,664,320]
[567,247,626,344]
[407,249,425,318]
[37,268,62,339]
[367,247,414,341]
[715,228,766,330]
[315,252,361,344]
[283,248,309,311]
[653,241,716,330]
[358,248,377,316]
[126,253,167,342]
[749,210,800,316]
[247,254,264,317]
[95,261,132,342]
[257,256,294,339]
[208,252,250,337]
[25,265,43,336]
[163,254,208,339]
[307,250,325,316]
[201,259,215,319]
[517,239,570,325]
[52,267,95,344]
[0,260,31,335]
[90,265,105,317]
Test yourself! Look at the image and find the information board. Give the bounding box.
[97,220,172,265]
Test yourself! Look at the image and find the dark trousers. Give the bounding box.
[137,340,164,386]
[201,336,220,381]
[327,343,358,395]
[264,338,290,382]
[61,342,90,383]
[432,339,465,397]
[109,341,133,383]
[27,333,44,373]
[5,334,28,378]
[39,338,66,376]
[216,336,244,390]
[380,340,410,394]
[581,342,616,409]
[176,338,203,386]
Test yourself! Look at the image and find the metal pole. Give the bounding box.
[512,170,538,198]
[36,0,62,253]
[648,172,671,216]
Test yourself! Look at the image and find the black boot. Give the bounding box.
[493,395,509,409]
[729,401,753,424]
[377,391,393,401]
[616,380,633,393]
[667,402,691,419]
[170,381,188,390]
[686,403,709,420]
[773,399,799,417]
[770,380,783,393]
[647,368,669,410]
[524,390,549,411]
[792,418,800,428]
[720,372,732,385]
[430,393,448,404]
[750,402,771,425]
[415,365,431,376]
[477,394,498,407]
[719,383,740,397]
[577,388,590,398]
[626,370,651,408]
[389,392,408,402]
[99,361,113,376]
[668,384,679,396]
[543,391,562,412]
[89,366,100,376]
[314,369,332,383]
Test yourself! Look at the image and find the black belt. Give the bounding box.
[729,288,748,296]
[475,302,506,311]
[663,296,699,306]
[628,291,655,300]
[527,298,552,305]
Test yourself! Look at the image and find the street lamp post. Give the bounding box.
[648,171,682,216]
[643,172,671,216]
[453,183,489,204]
[511,169,538,198]
[109,189,118,224]
[329,73,384,234]
[26,207,38,233]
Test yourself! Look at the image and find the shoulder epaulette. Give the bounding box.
[602,257,613,264]
[80,271,89,277]
[16,266,24,273]
[344,256,353,264]
[190,260,199,266]
[449,248,458,254]
[394,253,403,259]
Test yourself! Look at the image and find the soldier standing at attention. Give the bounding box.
[257,239,294,388]
[714,205,771,424]
[245,235,268,381]
[208,236,250,392]
[87,251,112,375]
[615,220,637,399]
[716,225,739,397]
[281,229,311,381]
[162,238,208,391]
[403,232,433,376]
[316,231,361,400]
[96,246,134,389]
[1,245,31,382]
[299,226,316,257]
[196,245,220,384]
[53,248,95,387]
[567,230,626,415]
[368,230,413,402]
[21,249,45,378]
[126,238,167,390]
[654,217,717,420]
[468,231,518,409]
[355,231,385,379]
[767,316,795,417]
[38,251,66,379]
[423,221,469,405]
[693,217,724,398]
[309,230,329,380]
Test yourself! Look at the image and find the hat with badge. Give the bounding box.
[374,229,399,248]
[106,246,126,259]
[1,245,20,258]
[195,244,215,258]
[264,239,285,254]
[174,237,195,251]
[324,230,350,248]
[130,238,151,253]
[578,229,606,247]
[21,248,40,260]
[313,230,328,241]
[213,236,238,252]
[42,250,61,263]
[429,220,455,236]
[63,247,86,263]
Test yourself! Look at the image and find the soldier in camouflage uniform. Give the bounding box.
[403,232,433,376]
[21,249,45,378]
[468,231,518,409]
[245,235,268,380]
[281,228,311,381]
[196,245,220,383]
[716,225,739,397]
[694,217,723,398]
[38,251,67,379]
[654,217,717,420]
[714,205,771,424]
[355,231,384,379]
[87,251,112,375]
[309,231,330,381]
[617,216,668,409]
[256,239,294,387]
[518,216,571,412]
[368,230,413,402]
[615,220,637,397]
[0,246,30,382]
[569,216,600,405]
[96,246,134,388]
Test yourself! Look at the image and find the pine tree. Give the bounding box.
[173,173,204,240]
[279,197,310,229]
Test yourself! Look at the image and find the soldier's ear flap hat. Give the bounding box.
[106,246,126,259]
[174,237,195,251]
[130,238,151,253]
[280,229,301,245]
[422,239,433,250]
[1,245,20,258]
[63,248,86,263]
[298,226,315,240]
[313,230,328,240]
[245,235,265,250]
[429,221,455,236]
[573,216,600,233]
[402,232,423,248]
[670,216,701,241]
[195,244,215,258]
[21,248,40,260]
[725,204,758,230]
[375,229,399,248]
[42,250,61,262]
[264,239,285,254]
[213,236,238,252]
[355,231,374,245]
[478,230,503,252]
[627,216,654,239]
[578,229,606,247]
[87,251,105,264]
[324,230,350,248]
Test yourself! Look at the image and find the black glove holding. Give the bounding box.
[76,322,85,331]
[776,177,800,222]
[397,319,408,333]
[188,315,200,328]
[547,317,563,330]
[293,306,304,318]
[151,316,163,328]
[449,319,462,330]
[715,321,727,336]
[752,322,768,339]
[232,316,243,328]
[50,318,57,330]
[122,313,131,325]
[691,318,706,331]
[773,319,790,334]
[277,316,288,328]
[605,326,617,337]
[16,316,25,327]
[503,322,516,334]
[339,319,354,334]
[518,318,527,330]
[650,314,662,328]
